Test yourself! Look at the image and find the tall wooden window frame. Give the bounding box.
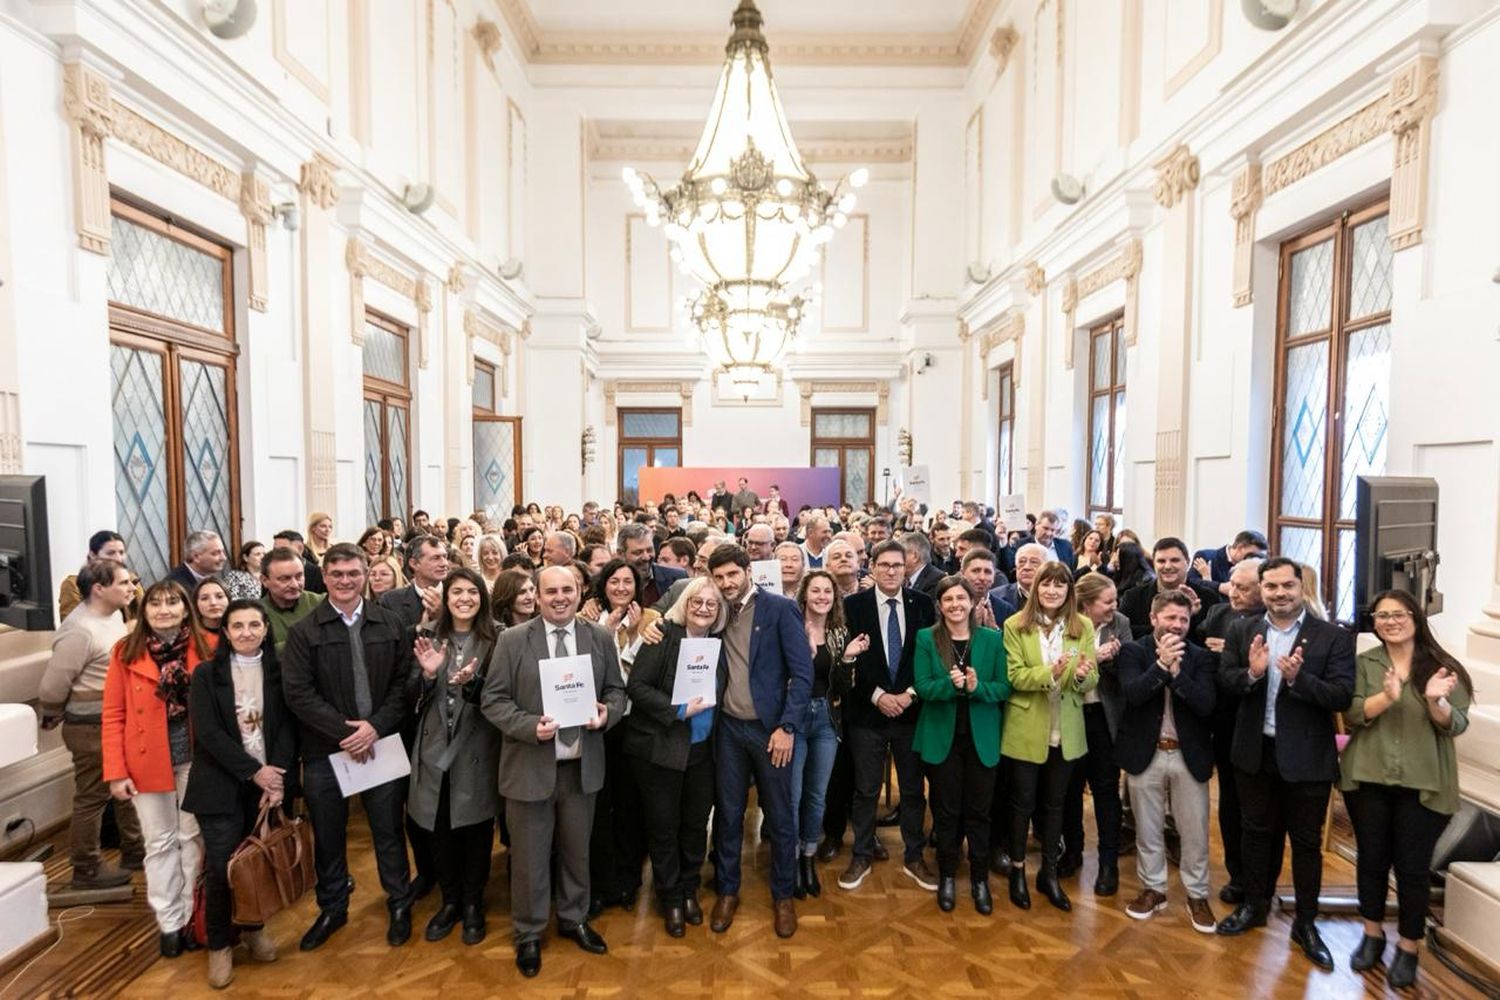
[617,408,682,505]
[810,408,877,506]
[471,358,523,516]
[996,362,1016,497]
[1085,314,1127,517]
[1269,197,1393,622]
[362,310,413,525]
[107,196,240,580]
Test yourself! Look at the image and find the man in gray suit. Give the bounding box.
[481,565,627,978]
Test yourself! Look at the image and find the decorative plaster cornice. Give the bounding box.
[1263,95,1389,198]
[989,24,1019,77]
[109,100,241,203]
[346,237,431,364]
[299,153,340,211]
[1023,261,1046,297]
[603,379,697,427]
[1061,238,1142,368]
[473,19,503,72]
[589,134,912,166]
[1152,144,1200,210]
[797,379,889,426]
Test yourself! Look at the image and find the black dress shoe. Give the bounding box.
[558,920,608,954]
[516,940,541,978]
[159,930,184,959]
[1055,851,1083,878]
[683,894,703,925]
[300,910,348,951]
[179,924,202,951]
[1036,867,1071,912]
[815,838,841,863]
[1290,920,1334,971]
[988,848,1012,876]
[1215,903,1268,936]
[425,903,461,942]
[1094,862,1119,897]
[410,874,434,900]
[1219,883,1245,905]
[461,904,486,946]
[804,858,822,897]
[387,905,413,947]
[1008,866,1031,910]
[1350,933,1386,972]
[794,856,810,899]
[971,879,993,916]
[664,905,686,938]
[877,807,900,827]
[937,876,957,912]
[1387,947,1418,989]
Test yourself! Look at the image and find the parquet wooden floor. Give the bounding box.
[4,797,1487,1000]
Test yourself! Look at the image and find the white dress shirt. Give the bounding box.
[1262,610,1306,738]
[871,589,912,704]
[544,618,584,760]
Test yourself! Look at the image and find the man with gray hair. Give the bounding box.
[993,542,1047,610]
[618,521,685,608]
[165,529,226,591]
[899,532,942,598]
[742,523,775,563]
[799,515,832,569]
[542,530,578,568]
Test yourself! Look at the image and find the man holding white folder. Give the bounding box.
[482,565,627,978]
[281,542,416,952]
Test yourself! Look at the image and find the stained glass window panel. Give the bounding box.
[106,216,225,333]
[1112,391,1127,511]
[1114,324,1127,382]
[844,450,871,507]
[813,412,871,439]
[1279,341,1328,519]
[178,359,231,543]
[1348,215,1394,320]
[472,367,495,412]
[362,322,406,384]
[1288,239,1334,336]
[1091,332,1113,391]
[621,411,679,439]
[1089,396,1110,508]
[653,448,679,468]
[1336,528,1357,623]
[473,420,517,518]
[387,406,409,519]
[813,448,841,468]
[1339,323,1391,518]
[111,345,172,586]
[1278,525,1323,574]
[998,371,1012,415]
[997,423,1013,496]
[364,400,383,526]
[620,447,648,506]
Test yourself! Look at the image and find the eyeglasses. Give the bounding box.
[1372,610,1413,623]
[873,562,905,573]
[687,598,720,612]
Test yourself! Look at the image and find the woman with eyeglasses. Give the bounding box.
[1340,590,1473,989]
[623,577,727,937]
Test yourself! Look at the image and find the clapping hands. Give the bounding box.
[1425,666,1458,702]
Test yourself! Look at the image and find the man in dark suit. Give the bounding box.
[1189,529,1268,593]
[272,529,324,594]
[960,548,1017,630]
[1120,537,1221,639]
[900,531,945,598]
[930,521,960,575]
[1115,591,1218,932]
[1031,510,1074,569]
[281,543,415,952]
[617,523,687,609]
[992,542,1045,611]
[837,540,938,894]
[164,529,226,591]
[481,565,626,977]
[1214,557,1355,972]
[704,544,813,939]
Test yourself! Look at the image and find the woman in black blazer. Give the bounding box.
[184,599,296,990]
[623,576,727,937]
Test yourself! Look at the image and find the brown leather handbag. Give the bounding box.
[226,802,316,925]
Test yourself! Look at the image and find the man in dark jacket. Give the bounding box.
[1120,537,1220,639]
[282,543,416,952]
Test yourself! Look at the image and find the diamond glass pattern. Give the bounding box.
[387,406,409,518]
[1277,526,1323,575]
[1348,215,1394,320]
[813,412,871,439]
[473,420,517,516]
[621,411,680,438]
[179,360,231,542]
[364,400,383,526]
[1092,331,1113,391]
[1090,396,1110,508]
[1336,528,1357,622]
[472,367,495,412]
[1279,342,1328,519]
[998,371,1012,415]
[813,448,841,468]
[997,423,1013,496]
[1339,323,1391,518]
[106,216,225,333]
[844,449,871,506]
[1287,239,1334,336]
[1114,324,1127,383]
[362,322,407,384]
[111,345,171,585]
[1112,392,1127,512]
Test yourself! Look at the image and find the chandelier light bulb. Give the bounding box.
[710,177,728,196]
[833,212,848,228]
[621,166,638,186]
[837,192,856,213]
[849,167,870,188]
[776,178,794,197]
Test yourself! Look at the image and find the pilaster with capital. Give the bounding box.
[239,172,273,312]
[1229,161,1262,307]
[1386,54,1438,251]
[1151,145,1199,538]
[62,62,114,256]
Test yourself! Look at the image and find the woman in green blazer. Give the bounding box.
[1001,561,1098,913]
[913,575,1010,916]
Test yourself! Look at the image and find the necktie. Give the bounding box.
[554,628,579,747]
[885,598,902,683]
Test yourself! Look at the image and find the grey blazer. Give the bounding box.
[480,616,627,802]
[1092,611,1132,740]
[406,635,500,831]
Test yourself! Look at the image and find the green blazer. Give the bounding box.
[1001,617,1098,764]
[912,626,1009,768]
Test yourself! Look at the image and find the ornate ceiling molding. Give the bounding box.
[464,309,514,391]
[977,309,1025,401]
[298,153,340,211]
[473,19,503,72]
[1152,144,1200,210]
[1061,238,1142,369]
[1263,95,1389,198]
[602,379,697,427]
[346,237,433,366]
[589,134,913,166]
[989,24,1019,78]
[798,379,890,426]
[1023,260,1046,296]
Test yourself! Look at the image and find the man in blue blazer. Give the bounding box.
[704,544,814,940]
[617,522,687,607]
[1032,510,1075,569]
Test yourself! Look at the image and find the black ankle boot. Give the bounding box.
[1036,866,1071,912]
[937,876,956,912]
[1387,947,1418,989]
[1350,933,1385,972]
[971,878,993,915]
[794,856,809,899]
[1008,865,1031,910]
[803,856,822,897]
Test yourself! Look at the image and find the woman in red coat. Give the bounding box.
[103,578,215,957]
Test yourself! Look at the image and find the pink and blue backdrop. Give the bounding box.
[637,467,842,514]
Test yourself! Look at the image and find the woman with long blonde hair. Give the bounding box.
[305,512,334,565]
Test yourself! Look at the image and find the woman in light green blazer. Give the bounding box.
[1001,561,1097,913]
[912,575,1009,916]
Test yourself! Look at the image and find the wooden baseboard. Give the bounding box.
[0,925,59,981]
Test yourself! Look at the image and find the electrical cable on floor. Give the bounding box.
[1425,918,1500,1000]
[0,907,97,999]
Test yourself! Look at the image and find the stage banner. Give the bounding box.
[637,467,843,515]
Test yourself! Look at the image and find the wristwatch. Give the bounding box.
[779,723,794,734]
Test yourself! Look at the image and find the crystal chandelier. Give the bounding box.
[623,0,866,390]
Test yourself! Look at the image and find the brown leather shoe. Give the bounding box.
[710,894,739,933]
[773,899,797,939]
[682,893,703,925]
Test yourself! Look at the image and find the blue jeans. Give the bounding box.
[790,698,839,853]
[711,715,796,901]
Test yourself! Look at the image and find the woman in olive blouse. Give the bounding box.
[912,576,1009,915]
[1340,589,1473,990]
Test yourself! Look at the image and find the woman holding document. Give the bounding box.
[406,567,500,946]
[623,577,728,937]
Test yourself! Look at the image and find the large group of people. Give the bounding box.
[36,490,1471,991]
